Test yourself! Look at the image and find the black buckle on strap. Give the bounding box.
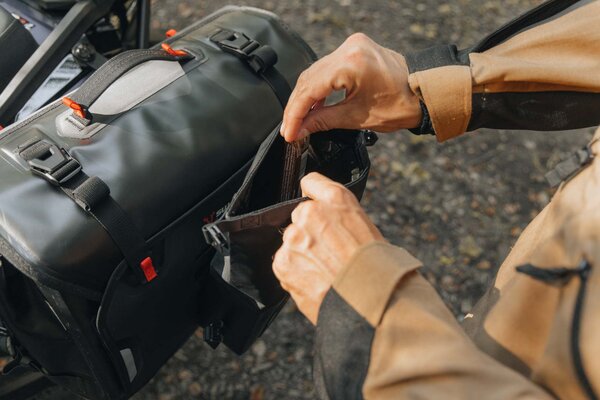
[203,224,228,250]
[211,30,260,57]
[210,29,277,74]
[19,140,81,186]
[545,143,595,188]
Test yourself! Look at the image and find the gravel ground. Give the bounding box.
[133,1,595,399]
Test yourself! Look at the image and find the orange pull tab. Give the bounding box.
[161,43,188,57]
[62,97,87,119]
[140,256,158,282]
[165,29,177,38]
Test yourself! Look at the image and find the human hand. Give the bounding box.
[272,172,386,324]
[280,33,421,142]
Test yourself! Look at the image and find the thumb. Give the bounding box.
[293,104,354,141]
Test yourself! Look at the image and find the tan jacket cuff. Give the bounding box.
[408,65,472,142]
[332,242,422,327]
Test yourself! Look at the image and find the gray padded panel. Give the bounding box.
[0,6,38,93]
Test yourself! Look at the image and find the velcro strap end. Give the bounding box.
[73,176,110,211]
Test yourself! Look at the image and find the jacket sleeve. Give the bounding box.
[313,242,554,400]
[405,0,600,142]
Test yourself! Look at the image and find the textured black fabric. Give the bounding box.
[72,176,111,210]
[18,141,52,161]
[314,289,374,400]
[404,44,468,74]
[468,91,600,132]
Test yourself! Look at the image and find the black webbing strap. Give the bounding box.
[64,48,193,125]
[210,29,292,107]
[517,261,598,400]
[19,139,156,284]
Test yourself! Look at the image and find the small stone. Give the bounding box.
[252,340,267,358]
[510,226,523,237]
[178,369,193,381]
[188,382,202,396]
[459,236,483,259]
[438,4,452,14]
[440,275,456,292]
[476,260,492,270]
[391,161,403,173]
[409,23,424,35]
[439,255,454,266]
[250,385,265,400]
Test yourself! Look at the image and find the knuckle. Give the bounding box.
[292,201,317,223]
[346,32,370,45]
[323,185,351,203]
[272,249,289,275]
[282,225,301,244]
[297,69,311,86]
[308,116,330,133]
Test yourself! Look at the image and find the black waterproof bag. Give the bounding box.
[0,5,373,400]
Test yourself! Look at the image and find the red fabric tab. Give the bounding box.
[165,29,177,38]
[161,43,188,57]
[140,257,158,282]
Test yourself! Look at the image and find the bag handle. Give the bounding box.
[62,44,193,125]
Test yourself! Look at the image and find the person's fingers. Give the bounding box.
[282,60,350,142]
[300,172,356,204]
[294,103,355,140]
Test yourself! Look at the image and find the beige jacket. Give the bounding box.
[314,1,600,399]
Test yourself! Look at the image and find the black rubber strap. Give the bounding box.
[516,261,598,400]
[68,48,192,123]
[19,139,154,284]
[61,172,154,284]
[210,30,291,108]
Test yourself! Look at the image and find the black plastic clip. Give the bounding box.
[363,130,379,147]
[210,29,278,74]
[545,144,594,188]
[19,140,81,186]
[203,224,228,250]
[203,320,224,349]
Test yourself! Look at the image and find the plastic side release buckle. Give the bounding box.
[203,224,228,250]
[210,30,259,56]
[210,29,277,74]
[19,140,82,186]
[203,321,223,349]
[545,144,594,188]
